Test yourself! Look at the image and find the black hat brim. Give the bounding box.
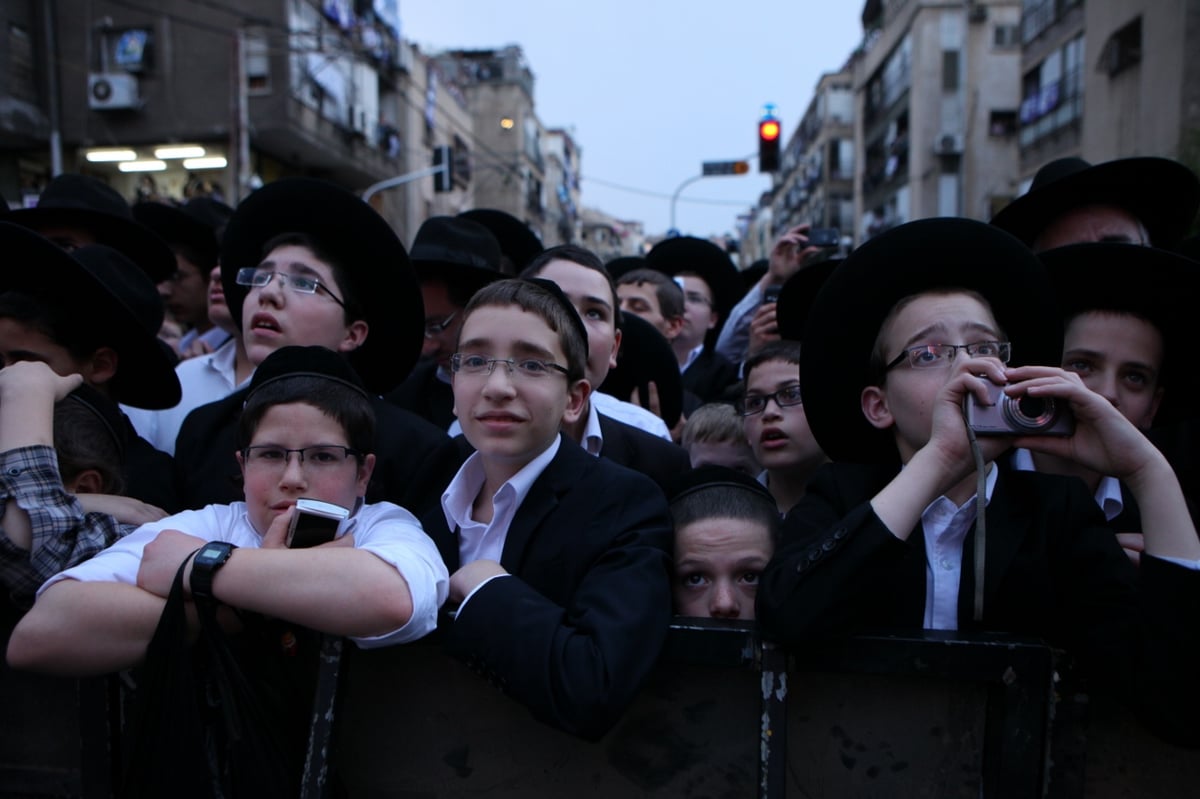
[6,206,177,283]
[220,178,422,394]
[990,157,1200,249]
[776,257,842,342]
[801,218,1061,464]
[0,223,181,409]
[133,202,219,268]
[599,310,684,429]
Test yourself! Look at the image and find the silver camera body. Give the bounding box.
[965,382,1074,436]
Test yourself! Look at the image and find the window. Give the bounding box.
[994,24,1020,49]
[942,50,960,92]
[1101,17,1141,77]
[989,110,1018,137]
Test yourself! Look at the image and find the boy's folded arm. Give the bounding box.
[446,514,673,740]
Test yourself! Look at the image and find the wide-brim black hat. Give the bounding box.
[134,197,233,269]
[801,218,1061,464]
[644,236,743,322]
[457,208,544,273]
[411,216,504,295]
[1039,241,1198,426]
[220,177,422,394]
[605,255,648,282]
[776,257,842,342]
[599,310,684,429]
[6,173,176,282]
[0,222,181,409]
[990,157,1200,249]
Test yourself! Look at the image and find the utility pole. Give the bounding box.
[229,27,250,203]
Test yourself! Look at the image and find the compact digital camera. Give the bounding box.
[286,497,350,548]
[965,382,1074,436]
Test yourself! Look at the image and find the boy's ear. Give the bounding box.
[861,384,894,431]
[664,315,685,342]
[336,320,370,354]
[607,326,623,371]
[561,378,591,426]
[83,347,119,387]
[356,453,376,496]
[65,469,105,495]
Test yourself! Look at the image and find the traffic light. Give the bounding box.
[758,117,781,173]
[433,145,454,192]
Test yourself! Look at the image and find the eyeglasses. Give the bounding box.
[450,353,570,379]
[241,445,361,472]
[683,291,713,308]
[235,267,346,309]
[885,341,1011,372]
[737,383,803,416]
[424,310,459,339]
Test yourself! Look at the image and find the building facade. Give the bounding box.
[1017,0,1200,187]
[855,0,1023,241]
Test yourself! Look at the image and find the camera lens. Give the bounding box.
[1002,394,1059,432]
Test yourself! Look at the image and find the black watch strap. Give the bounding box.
[190,541,237,600]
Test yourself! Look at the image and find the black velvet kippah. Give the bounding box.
[245,345,369,404]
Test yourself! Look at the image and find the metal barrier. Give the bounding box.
[4,619,1200,798]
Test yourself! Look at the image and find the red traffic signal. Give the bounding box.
[759,117,781,173]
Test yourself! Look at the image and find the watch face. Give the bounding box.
[199,544,225,561]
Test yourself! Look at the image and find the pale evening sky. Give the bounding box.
[399,1,865,239]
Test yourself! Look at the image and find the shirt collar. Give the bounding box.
[441,434,562,534]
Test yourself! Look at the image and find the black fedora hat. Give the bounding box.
[1039,241,1198,425]
[134,197,234,269]
[644,236,743,323]
[457,208,544,273]
[599,310,684,429]
[775,257,842,342]
[219,177,422,394]
[605,255,648,282]
[990,157,1200,249]
[6,173,176,282]
[800,218,1061,464]
[410,216,504,294]
[0,222,181,409]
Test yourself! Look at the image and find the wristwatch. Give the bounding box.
[190,541,237,600]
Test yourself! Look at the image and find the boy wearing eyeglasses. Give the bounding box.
[740,340,826,514]
[9,345,448,674]
[756,218,1200,745]
[428,278,672,740]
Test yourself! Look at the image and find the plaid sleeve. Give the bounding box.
[0,445,126,606]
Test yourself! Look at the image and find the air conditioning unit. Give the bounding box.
[934,133,964,155]
[88,72,140,110]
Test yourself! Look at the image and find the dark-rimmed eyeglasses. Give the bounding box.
[450,353,569,379]
[737,383,803,416]
[241,445,361,472]
[424,310,459,339]
[885,341,1011,372]
[235,267,346,309]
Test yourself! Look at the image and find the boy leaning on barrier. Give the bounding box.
[756,218,1200,745]
[422,277,673,741]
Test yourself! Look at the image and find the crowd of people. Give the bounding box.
[2,153,1200,791]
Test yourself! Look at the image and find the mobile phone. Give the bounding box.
[286,498,350,549]
[763,285,782,304]
[806,228,840,248]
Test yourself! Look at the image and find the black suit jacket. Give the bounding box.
[123,415,180,513]
[681,348,740,405]
[173,389,456,520]
[384,359,456,431]
[596,413,691,494]
[422,436,673,740]
[757,462,1200,745]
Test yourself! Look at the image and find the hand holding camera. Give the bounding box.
[965,379,1074,436]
